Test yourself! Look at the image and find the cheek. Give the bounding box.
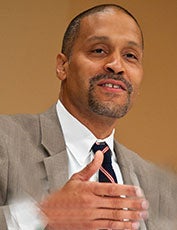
[69,54,102,77]
[66,66,90,96]
[132,67,143,88]
[130,69,143,99]
[134,77,143,92]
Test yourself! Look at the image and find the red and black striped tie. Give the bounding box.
[92,142,117,183]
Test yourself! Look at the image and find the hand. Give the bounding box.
[41,151,149,230]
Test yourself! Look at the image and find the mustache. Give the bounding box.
[89,73,133,94]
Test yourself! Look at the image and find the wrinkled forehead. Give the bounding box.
[78,8,143,48]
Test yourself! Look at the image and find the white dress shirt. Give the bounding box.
[56,100,123,184]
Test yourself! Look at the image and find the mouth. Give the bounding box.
[97,79,127,92]
[89,74,133,95]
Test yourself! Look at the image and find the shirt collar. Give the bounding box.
[56,100,115,165]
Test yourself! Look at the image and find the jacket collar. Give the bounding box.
[40,104,66,155]
[39,105,68,192]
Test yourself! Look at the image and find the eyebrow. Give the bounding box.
[86,36,110,43]
[127,41,142,49]
[86,35,143,50]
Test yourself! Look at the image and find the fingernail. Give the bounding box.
[132,222,140,229]
[142,200,149,209]
[135,187,143,197]
[140,211,149,219]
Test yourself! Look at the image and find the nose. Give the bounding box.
[104,53,125,75]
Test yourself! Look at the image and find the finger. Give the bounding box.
[71,150,103,181]
[92,219,140,230]
[47,220,140,230]
[57,208,148,222]
[91,183,144,198]
[93,208,148,222]
[95,196,149,211]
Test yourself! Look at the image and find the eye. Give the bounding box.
[92,48,105,54]
[89,47,108,58]
[125,53,138,60]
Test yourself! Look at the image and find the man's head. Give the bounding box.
[57,4,144,127]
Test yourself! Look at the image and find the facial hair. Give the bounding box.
[88,73,133,118]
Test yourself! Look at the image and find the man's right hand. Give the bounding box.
[41,151,149,230]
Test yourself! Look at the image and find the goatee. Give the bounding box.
[88,73,133,118]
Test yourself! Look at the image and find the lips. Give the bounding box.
[98,79,127,91]
[89,74,133,95]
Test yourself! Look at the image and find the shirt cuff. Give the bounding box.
[5,196,47,230]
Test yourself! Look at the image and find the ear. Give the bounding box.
[56,53,68,80]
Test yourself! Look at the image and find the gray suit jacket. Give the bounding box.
[0,105,177,229]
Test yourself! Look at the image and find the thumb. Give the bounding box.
[71,150,103,181]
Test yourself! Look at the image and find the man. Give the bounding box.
[0,4,177,230]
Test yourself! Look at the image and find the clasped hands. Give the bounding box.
[41,151,149,230]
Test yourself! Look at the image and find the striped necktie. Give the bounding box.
[92,141,117,183]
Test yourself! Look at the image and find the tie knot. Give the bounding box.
[92,142,112,165]
[92,141,109,154]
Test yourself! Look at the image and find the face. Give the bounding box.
[57,9,143,120]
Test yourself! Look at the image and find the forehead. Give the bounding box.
[76,9,143,49]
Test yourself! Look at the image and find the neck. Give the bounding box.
[82,116,116,139]
[59,98,117,139]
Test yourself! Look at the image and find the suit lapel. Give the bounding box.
[39,105,68,192]
[114,141,148,230]
[114,141,135,185]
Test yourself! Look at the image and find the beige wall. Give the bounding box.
[0,0,177,171]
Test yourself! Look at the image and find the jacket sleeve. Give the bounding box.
[0,135,9,230]
[0,207,8,230]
